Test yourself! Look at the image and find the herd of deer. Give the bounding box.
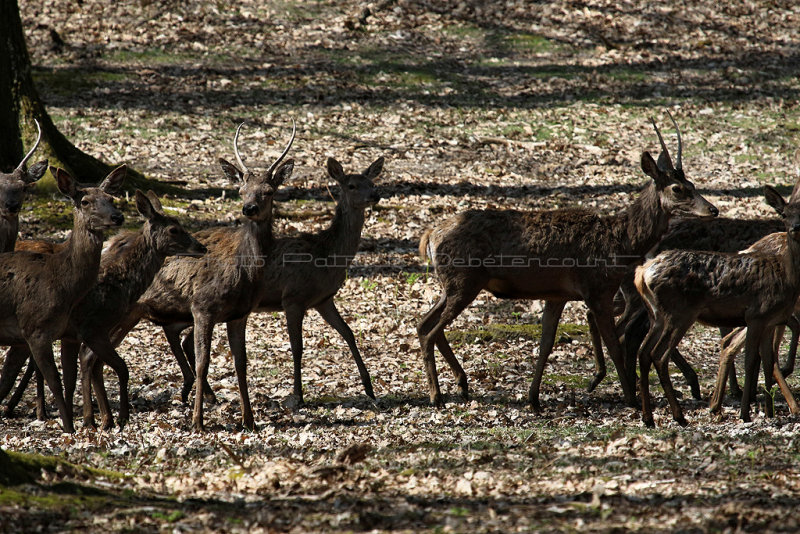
[1,112,798,434]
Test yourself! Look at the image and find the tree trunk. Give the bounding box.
[1,0,153,190]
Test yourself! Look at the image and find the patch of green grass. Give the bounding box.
[505,33,565,54]
[447,322,588,345]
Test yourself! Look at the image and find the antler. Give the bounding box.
[650,116,674,171]
[16,119,42,172]
[667,110,682,170]
[266,119,296,177]
[233,122,249,175]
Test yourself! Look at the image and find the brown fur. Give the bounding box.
[176,157,384,408]
[111,124,295,431]
[636,184,800,425]
[417,119,718,410]
[0,165,125,433]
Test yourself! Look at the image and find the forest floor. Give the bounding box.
[3,0,800,532]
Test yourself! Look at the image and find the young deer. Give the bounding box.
[0,165,125,432]
[417,114,718,409]
[0,191,208,429]
[0,119,47,252]
[112,122,294,432]
[176,157,383,408]
[635,184,800,426]
[707,231,800,415]
[601,214,789,403]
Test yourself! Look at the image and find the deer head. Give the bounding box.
[764,185,800,243]
[218,121,296,222]
[52,165,126,231]
[641,112,718,219]
[326,156,383,209]
[135,190,207,257]
[0,120,48,219]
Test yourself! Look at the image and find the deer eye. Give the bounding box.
[80,198,90,207]
[168,227,179,235]
[348,184,356,190]
[670,184,687,196]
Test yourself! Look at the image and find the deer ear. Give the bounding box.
[271,159,294,187]
[134,189,156,219]
[764,186,787,217]
[53,167,78,198]
[364,157,384,181]
[24,160,48,184]
[641,151,667,188]
[327,157,345,184]
[219,158,242,182]
[99,165,126,194]
[145,190,165,214]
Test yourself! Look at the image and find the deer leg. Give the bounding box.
[780,314,799,377]
[760,332,776,418]
[79,345,98,429]
[772,361,800,415]
[285,305,307,405]
[418,284,481,407]
[4,356,35,417]
[0,347,29,405]
[173,327,217,404]
[191,313,214,433]
[587,299,637,407]
[26,336,73,433]
[164,324,196,404]
[668,348,701,401]
[637,317,665,427]
[1,347,33,416]
[90,355,114,430]
[83,335,130,429]
[315,298,375,399]
[60,340,79,419]
[710,327,746,413]
[585,310,606,393]
[740,325,766,423]
[35,366,46,421]
[226,318,254,431]
[622,308,649,388]
[652,324,693,427]
[528,299,567,412]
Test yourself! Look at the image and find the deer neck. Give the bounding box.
[0,215,19,253]
[100,229,165,303]
[783,231,800,292]
[322,201,366,263]
[622,181,671,256]
[57,210,105,298]
[236,211,274,279]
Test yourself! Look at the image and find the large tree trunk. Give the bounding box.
[0,0,148,188]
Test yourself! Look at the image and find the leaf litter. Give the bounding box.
[3,0,800,531]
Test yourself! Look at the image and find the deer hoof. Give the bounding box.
[675,416,688,427]
[430,393,445,409]
[642,416,655,428]
[587,373,604,393]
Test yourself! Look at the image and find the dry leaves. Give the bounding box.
[3,0,800,531]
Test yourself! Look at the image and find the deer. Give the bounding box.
[588,214,789,404]
[0,119,47,252]
[417,113,718,410]
[109,121,295,432]
[0,165,125,433]
[0,191,207,429]
[173,156,383,408]
[635,182,800,426]
[706,231,800,415]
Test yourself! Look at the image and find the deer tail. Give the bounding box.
[419,229,433,262]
